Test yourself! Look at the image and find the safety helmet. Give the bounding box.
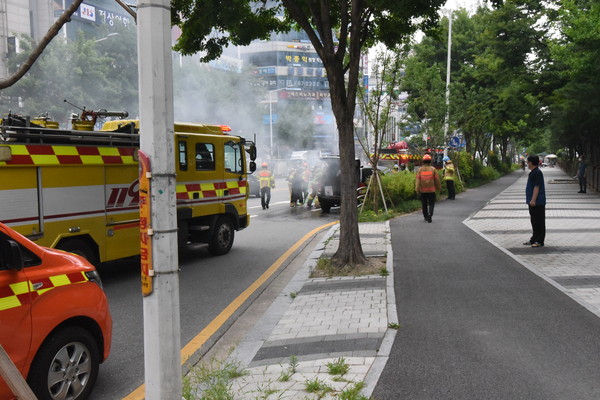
[443,156,450,162]
[261,162,268,168]
[423,154,432,161]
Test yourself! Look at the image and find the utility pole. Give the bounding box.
[137,0,182,399]
[444,10,453,157]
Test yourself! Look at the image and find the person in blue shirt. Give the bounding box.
[575,155,588,193]
[524,155,546,247]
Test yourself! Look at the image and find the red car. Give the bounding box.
[0,222,112,400]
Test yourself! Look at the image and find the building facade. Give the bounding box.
[0,0,132,79]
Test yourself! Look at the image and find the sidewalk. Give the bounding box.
[227,222,396,399]
[464,167,600,317]
[195,166,600,399]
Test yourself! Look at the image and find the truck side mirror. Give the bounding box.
[249,161,256,173]
[247,143,257,161]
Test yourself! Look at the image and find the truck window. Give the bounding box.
[178,141,188,171]
[196,143,215,171]
[224,142,243,174]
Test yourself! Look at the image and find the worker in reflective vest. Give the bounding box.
[258,162,275,210]
[415,154,441,223]
[443,156,456,200]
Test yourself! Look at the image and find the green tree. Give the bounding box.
[358,47,406,212]
[1,24,138,125]
[547,0,600,163]
[172,0,446,267]
[402,3,549,165]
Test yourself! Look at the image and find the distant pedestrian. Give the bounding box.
[415,154,441,223]
[443,156,456,200]
[524,155,546,247]
[574,155,588,193]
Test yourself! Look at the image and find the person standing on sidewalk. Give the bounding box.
[258,162,275,210]
[415,154,441,223]
[575,155,588,193]
[443,156,456,200]
[524,155,546,247]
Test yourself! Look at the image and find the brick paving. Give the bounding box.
[227,222,395,400]
[464,167,600,318]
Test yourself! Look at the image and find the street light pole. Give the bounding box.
[268,87,301,159]
[443,9,453,155]
[269,90,274,160]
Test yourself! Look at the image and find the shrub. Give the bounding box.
[456,151,474,182]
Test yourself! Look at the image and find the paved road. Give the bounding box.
[90,181,336,400]
[373,168,600,399]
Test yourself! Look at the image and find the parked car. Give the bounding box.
[248,173,261,197]
[317,156,362,213]
[0,222,112,400]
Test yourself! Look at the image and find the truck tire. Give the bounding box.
[27,326,100,400]
[58,239,98,266]
[208,216,234,255]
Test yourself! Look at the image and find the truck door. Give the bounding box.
[0,231,32,397]
[104,163,139,261]
[223,140,248,216]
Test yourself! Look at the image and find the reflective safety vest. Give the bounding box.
[258,169,275,189]
[444,163,455,181]
[415,165,441,193]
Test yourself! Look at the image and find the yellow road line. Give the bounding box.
[122,220,338,400]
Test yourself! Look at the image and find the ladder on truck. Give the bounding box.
[0,118,139,148]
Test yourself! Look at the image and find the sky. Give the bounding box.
[443,0,484,11]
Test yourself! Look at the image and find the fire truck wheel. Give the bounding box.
[58,239,98,266]
[27,326,100,400]
[208,216,234,255]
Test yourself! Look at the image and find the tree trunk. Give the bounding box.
[331,105,368,268]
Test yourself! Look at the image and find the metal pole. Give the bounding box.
[444,10,452,155]
[269,90,274,160]
[137,0,181,399]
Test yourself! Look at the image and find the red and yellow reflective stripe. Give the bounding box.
[0,271,89,311]
[0,144,136,166]
[176,180,248,200]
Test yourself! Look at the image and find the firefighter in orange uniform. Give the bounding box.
[415,154,441,223]
[258,162,275,209]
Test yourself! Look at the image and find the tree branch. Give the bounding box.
[0,0,84,90]
[114,0,137,23]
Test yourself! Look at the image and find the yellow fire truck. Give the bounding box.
[0,113,257,264]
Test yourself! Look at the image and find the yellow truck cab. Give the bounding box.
[0,113,256,264]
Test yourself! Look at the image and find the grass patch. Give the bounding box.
[327,357,350,376]
[304,378,334,395]
[182,358,245,400]
[310,256,386,278]
[338,382,368,400]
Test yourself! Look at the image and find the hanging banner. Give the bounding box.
[138,151,153,296]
